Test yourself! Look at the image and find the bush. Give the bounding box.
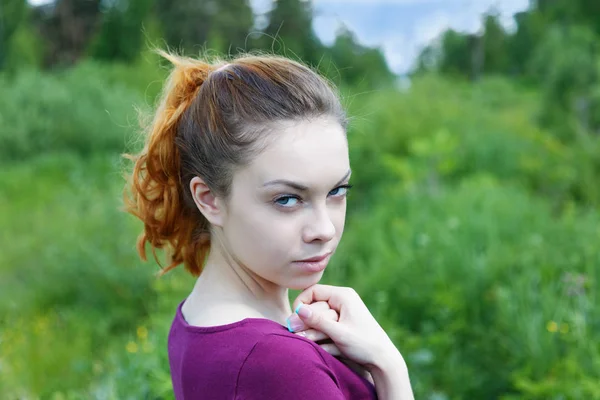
[329,176,600,399]
[0,153,157,395]
[348,76,600,209]
[2,65,599,399]
[0,66,146,162]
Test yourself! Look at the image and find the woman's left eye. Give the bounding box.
[274,196,300,207]
[329,185,352,197]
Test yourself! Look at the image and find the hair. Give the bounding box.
[123,49,348,277]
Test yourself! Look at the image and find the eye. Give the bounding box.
[274,195,300,207]
[329,184,352,197]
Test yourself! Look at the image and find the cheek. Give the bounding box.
[226,205,298,264]
[333,201,347,236]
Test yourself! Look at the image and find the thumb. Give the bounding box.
[295,303,344,339]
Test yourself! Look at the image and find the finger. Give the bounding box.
[292,284,337,312]
[311,300,333,312]
[293,284,355,314]
[295,328,329,342]
[287,308,338,333]
[319,343,342,357]
[295,304,345,339]
[286,314,307,332]
[326,308,340,322]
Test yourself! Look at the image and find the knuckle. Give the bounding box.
[314,301,328,310]
[311,312,321,323]
[327,309,339,321]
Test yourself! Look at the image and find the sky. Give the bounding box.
[29,0,531,74]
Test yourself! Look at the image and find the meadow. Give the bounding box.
[1,58,598,399]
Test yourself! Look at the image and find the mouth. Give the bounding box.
[292,251,333,273]
[296,251,332,263]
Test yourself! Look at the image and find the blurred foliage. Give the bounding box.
[88,0,154,62]
[417,0,600,143]
[1,63,599,398]
[1,0,600,399]
[0,65,145,162]
[3,0,396,90]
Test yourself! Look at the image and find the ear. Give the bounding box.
[190,176,225,227]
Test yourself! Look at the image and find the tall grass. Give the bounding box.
[0,62,598,399]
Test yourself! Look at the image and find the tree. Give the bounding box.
[0,0,28,69]
[31,0,102,67]
[482,11,509,74]
[155,0,210,54]
[438,29,472,77]
[530,24,600,138]
[509,10,546,76]
[155,0,254,56]
[88,0,154,62]
[324,24,395,89]
[261,0,324,66]
[205,0,254,55]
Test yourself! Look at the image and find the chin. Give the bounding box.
[286,272,325,290]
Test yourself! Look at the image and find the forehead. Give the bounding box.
[240,118,349,185]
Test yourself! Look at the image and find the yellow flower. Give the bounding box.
[137,326,148,340]
[560,323,569,334]
[126,341,138,353]
[546,320,558,333]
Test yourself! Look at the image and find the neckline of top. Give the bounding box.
[176,299,290,333]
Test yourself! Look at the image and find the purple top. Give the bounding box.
[168,299,378,399]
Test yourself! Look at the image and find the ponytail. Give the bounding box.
[124,50,222,277]
[124,49,348,277]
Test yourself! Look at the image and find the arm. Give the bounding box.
[336,356,374,385]
[366,351,414,400]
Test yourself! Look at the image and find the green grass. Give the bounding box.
[1,63,599,399]
[0,153,181,397]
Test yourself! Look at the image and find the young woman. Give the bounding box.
[125,50,414,399]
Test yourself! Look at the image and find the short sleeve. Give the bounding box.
[234,333,346,400]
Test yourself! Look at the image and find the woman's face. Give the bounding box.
[219,117,350,290]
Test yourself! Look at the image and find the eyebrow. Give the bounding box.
[262,169,352,191]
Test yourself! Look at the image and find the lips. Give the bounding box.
[296,252,332,263]
[293,252,333,273]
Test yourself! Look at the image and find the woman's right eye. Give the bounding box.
[274,196,300,207]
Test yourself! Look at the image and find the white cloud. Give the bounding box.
[313,14,344,46]
[379,34,410,73]
[414,11,453,45]
[314,0,442,4]
[28,0,530,75]
[250,0,274,15]
[396,0,529,73]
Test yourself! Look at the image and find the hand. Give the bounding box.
[286,300,339,343]
[288,300,374,383]
[291,284,404,370]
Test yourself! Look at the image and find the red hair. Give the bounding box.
[124,49,347,276]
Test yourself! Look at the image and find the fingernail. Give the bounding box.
[294,303,303,314]
[286,314,304,332]
[296,304,312,319]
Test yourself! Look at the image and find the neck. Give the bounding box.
[188,244,292,325]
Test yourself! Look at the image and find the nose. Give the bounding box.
[302,205,336,243]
